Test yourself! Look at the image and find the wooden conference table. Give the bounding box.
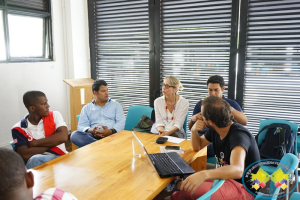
[31,131,207,200]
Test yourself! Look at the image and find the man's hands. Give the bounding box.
[191,115,207,133]
[28,140,38,148]
[180,171,207,196]
[189,113,204,130]
[27,126,68,148]
[190,114,211,151]
[191,113,202,122]
[92,126,112,139]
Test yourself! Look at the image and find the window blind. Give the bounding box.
[160,0,233,137]
[243,0,300,134]
[7,0,47,11]
[92,0,150,114]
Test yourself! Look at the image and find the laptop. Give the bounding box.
[132,131,195,178]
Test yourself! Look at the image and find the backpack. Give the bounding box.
[131,115,154,133]
[255,123,296,160]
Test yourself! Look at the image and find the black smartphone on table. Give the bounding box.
[165,145,180,150]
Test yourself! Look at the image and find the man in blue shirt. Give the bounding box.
[188,75,247,157]
[71,80,126,147]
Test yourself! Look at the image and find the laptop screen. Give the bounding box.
[131,131,158,172]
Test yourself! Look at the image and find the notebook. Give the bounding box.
[132,131,195,178]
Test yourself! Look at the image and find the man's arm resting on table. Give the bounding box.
[28,126,68,148]
[180,146,246,195]
[17,145,49,162]
[231,108,247,125]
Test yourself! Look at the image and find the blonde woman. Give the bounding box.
[151,76,189,138]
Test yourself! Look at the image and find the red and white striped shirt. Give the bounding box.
[34,188,77,200]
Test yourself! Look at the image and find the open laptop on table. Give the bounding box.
[132,131,195,178]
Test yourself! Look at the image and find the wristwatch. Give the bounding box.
[110,128,116,134]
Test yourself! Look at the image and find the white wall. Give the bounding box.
[0,0,90,146]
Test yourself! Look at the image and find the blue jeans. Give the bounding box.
[26,154,60,169]
[70,130,98,147]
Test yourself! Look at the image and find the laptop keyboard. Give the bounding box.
[150,153,182,174]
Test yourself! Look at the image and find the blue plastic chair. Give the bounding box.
[257,119,299,175]
[76,115,80,121]
[297,135,300,154]
[196,179,225,200]
[183,112,189,139]
[124,105,153,131]
[207,156,217,165]
[10,141,15,150]
[254,153,299,200]
[290,192,300,200]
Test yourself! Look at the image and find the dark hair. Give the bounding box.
[0,148,26,198]
[206,75,225,88]
[92,80,107,92]
[23,91,45,109]
[202,96,234,128]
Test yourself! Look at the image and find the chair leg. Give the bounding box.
[297,171,299,192]
[286,179,289,200]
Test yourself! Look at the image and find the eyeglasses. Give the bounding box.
[163,84,175,89]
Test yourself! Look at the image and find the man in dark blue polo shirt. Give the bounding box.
[188,75,247,157]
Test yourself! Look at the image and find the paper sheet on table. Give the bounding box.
[163,136,185,144]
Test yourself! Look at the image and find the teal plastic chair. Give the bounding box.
[290,192,300,200]
[257,119,299,175]
[207,156,217,165]
[76,115,80,121]
[124,105,153,131]
[196,179,225,200]
[10,141,15,150]
[183,112,189,139]
[296,133,300,158]
[254,153,299,200]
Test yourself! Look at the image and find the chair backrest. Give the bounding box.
[10,141,15,150]
[124,105,153,131]
[76,115,80,121]
[257,119,299,155]
[183,112,189,138]
[197,179,225,200]
[290,192,300,200]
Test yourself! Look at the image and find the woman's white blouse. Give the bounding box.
[151,95,189,133]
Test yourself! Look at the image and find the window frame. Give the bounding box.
[0,0,53,63]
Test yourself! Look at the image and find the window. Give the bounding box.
[160,0,236,134]
[0,10,5,60]
[88,0,150,114]
[0,0,52,62]
[89,0,300,137]
[240,0,300,134]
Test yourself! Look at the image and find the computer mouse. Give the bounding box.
[156,137,168,144]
